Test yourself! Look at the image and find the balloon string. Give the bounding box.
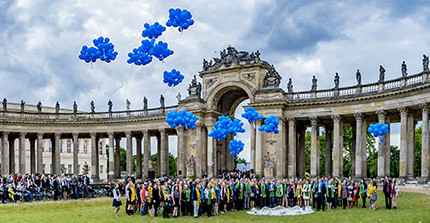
[91,62,93,70]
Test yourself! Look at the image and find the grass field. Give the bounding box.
[0,191,429,223]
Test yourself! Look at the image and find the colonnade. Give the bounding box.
[251,103,429,180]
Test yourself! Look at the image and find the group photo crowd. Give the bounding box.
[0,173,108,204]
[111,171,401,218]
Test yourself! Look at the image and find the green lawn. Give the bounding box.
[0,191,429,223]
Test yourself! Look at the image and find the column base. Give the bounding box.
[417,176,429,184]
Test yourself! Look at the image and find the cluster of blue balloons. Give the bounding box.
[165,109,199,129]
[127,39,154,66]
[78,36,118,63]
[141,22,166,39]
[368,122,389,143]
[163,69,184,87]
[166,8,195,32]
[241,106,263,123]
[258,115,280,134]
[229,139,244,156]
[208,116,245,140]
[150,41,174,61]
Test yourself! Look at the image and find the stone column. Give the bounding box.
[159,129,168,177]
[156,134,161,177]
[325,125,333,177]
[115,137,121,178]
[195,124,203,177]
[125,131,133,176]
[351,124,356,176]
[53,133,61,174]
[399,107,408,179]
[107,132,114,180]
[361,117,367,177]
[288,118,296,177]
[354,113,364,178]
[30,137,36,174]
[90,132,98,179]
[250,124,256,173]
[255,120,263,176]
[176,127,185,177]
[297,126,306,177]
[376,110,386,178]
[136,135,142,178]
[407,112,415,178]
[420,103,429,180]
[9,137,15,174]
[339,120,344,177]
[143,130,151,179]
[72,133,79,175]
[36,133,43,174]
[19,132,27,173]
[332,115,341,177]
[276,118,286,178]
[1,132,9,175]
[385,115,391,177]
[310,117,319,177]
[206,125,215,178]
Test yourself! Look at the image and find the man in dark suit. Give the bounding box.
[53,176,60,200]
[383,176,392,209]
[316,178,326,211]
[82,174,90,198]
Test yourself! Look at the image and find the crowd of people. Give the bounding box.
[112,172,400,218]
[0,173,92,204]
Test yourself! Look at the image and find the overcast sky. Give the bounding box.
[1,0,429,161]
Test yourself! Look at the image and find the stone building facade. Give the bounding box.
[0,47,429,183]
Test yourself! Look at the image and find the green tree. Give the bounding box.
[234,156,247,167]
[150,153,177,177]
[390,145,400,178]
[82,162,91,174]
[415,125,422,177]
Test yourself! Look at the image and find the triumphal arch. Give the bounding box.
[1,47,429,182]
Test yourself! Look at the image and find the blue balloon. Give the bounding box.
[163,69,184,87]
[258,115,279,134]
[79,36,118,64]
[166,8,194,32]
[165,110,199,129]
[141,22,166,39]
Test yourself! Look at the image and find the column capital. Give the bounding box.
[20,132,27,137]
[107,131,114,137]
[398,107,409,117]
[353,113,365,121]
[195,122,205,129]
[37,132,44,138]
[55,132,61,137]
[125,131,132,137]
[175,126,185,131]
[310,116,319,126]
[376,110,386,121]
[420,103,429,112]
[72,132,79,138]
[255,119,263,126]
[142,129,149,135]
[90,132,97,138]
[287,117,296,124]
[331,114,342,123]
[2,131,10,137]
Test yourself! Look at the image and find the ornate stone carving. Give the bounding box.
[20,100,25,113]
[331,115,342,124]
[423,54,429,72]
[242,72,256,84]
[126,99,131,111]
[287,78,293,93]
[176,92,181,102]
[353,113,364,121]
[264,152,276,170]
[419,103,429,112]
[311,76,317,91]
[310,116,319,126]
[73,101,77,114]
[206,78,217,89]
[187,75,202,99]
[159,95,165,108]
[263,65,282,88]
[379,65,385,83]
[106,132,114,137]
[401,61,408,77]
[186,155,195,176]
[398,107,409,117]
[334,73,340,89]
[55,101,60,113]
[356,69,362,86]
[266,139,277,145]
[37,101,42,113]
[20,132,27,137]
[90,132,97,138]
[202,46,261,71]
[37,132,44,138]
[55,132,62,137]
[2,98,6,111]
[90,101,95,113]
[376,110,386,121]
